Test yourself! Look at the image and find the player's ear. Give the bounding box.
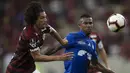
[78,24,83,28]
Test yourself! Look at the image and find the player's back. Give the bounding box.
[6,25,44,73]
[64,31,97,73]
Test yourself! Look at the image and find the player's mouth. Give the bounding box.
[86,28,92,32]
[41,22,48,27]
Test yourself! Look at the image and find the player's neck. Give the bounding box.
[82,30,90,36]
[86,32,90,36]
[34,25,41,33]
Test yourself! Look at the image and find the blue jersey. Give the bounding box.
[64,30,98,73]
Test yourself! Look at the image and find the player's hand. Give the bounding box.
[95,65,114,73]
[62,39,68,45]
[57,52,74,61]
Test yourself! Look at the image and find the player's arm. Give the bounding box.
[45,33,74,55]
[97,40,109,69]
[29,38,72,62]
[30,48,73,62]
[49,25,68,45]
[91,46,114,73]
[97,47,109,68]
[95,34,109,69]
[91,60,114,73]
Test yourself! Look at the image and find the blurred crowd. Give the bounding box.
[0,0,130,73]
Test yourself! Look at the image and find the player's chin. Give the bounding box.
[86,29,92,33]
[41,24,48,28]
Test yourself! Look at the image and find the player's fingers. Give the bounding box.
[63,39,68,45]
[66,56,73,60]
[60,52,74,60]
[64,52,74,55]
[65,54,74,59]
[64,53,74,60]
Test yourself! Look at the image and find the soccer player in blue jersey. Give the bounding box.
[63,14,97,73]
[46,14,114,73]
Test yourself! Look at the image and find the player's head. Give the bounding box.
[78,14,93,34]
[24,1,48,28]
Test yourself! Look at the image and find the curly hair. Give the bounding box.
[24,1,44,25]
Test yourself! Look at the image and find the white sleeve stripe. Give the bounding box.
[48,25,54,33]
[30,47,40,52]
[98,41,104,49]
[49,26,54,33]
[50,27,53,33]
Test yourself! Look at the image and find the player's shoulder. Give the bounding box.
[90,32,100,38]
[41,25,53,33]
[22,25,36,40]
[66,32,80,38]
[90,32,99,36]
[90,32,103,44]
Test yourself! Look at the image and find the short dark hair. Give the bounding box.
[24,1,44,25]
[77,13,92,25]
[80,13,92,18]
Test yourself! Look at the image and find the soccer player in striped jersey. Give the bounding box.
[6,1,73,73]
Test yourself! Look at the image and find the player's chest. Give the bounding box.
[74,38,95,50]
[32,33,46,46]
[73,39,95,60]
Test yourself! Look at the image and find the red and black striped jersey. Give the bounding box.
[6,25,52,73]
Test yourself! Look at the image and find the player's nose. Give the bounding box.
[44,18,47,22]
[43,19,48,25]
[87,24,93,28]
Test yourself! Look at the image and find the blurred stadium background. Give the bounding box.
[0,0,130,73]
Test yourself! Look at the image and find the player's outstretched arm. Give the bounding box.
[31,49,73,62]
[96,35,110,69]
[49,26,68,45]
[97,47,109,69]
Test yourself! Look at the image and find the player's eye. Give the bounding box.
[40,16,45,19]
[84,22,93,25]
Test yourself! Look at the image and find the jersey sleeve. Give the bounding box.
[97,41,104,49]
[41,25,53,33]
[63,33,75,48]
[28,38,40,52]
[97,35,104,49]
